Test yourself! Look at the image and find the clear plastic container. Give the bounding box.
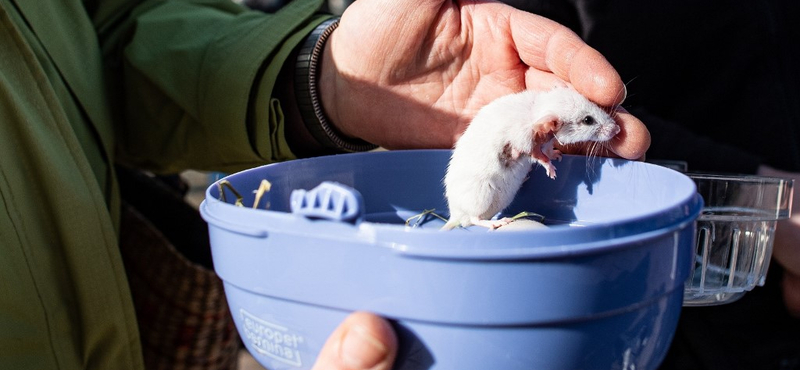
[683,173,793,306]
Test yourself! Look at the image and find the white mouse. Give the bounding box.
[441,87,620,230]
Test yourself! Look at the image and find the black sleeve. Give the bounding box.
[628,106,763,174]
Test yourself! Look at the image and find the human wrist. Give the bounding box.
[294,17,377,153]
[318,28,345,138]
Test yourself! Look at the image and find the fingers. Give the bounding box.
[311,312,398,370]
[504,4,642,158]
[524,68,569,92]
[608,106,650,160]
[508,10,626,107]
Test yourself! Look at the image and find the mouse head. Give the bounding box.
[537,88,621,145]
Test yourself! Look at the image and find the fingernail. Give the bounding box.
[341,325,389,369]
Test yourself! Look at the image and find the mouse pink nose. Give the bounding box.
[601,124,621,140]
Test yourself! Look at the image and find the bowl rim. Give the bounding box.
[201,150,703,260]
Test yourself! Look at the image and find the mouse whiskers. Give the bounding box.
[584,141,612,178]
[585,142,599,177]
[607,77,637,117]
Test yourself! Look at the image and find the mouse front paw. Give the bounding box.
[544,163,557,179]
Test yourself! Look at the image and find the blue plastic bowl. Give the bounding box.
[200,150,702,370]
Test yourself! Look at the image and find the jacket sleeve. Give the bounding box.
[627,107,763,174]
[95,0,328,173]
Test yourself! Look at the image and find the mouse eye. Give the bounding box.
[581,116,596,125]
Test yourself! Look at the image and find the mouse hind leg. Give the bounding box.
[470,216,514,230]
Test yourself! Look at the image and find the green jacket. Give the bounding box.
[0,0,327,368]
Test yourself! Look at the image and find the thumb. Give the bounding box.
[311,312,398,370]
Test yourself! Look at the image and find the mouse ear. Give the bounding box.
[534,114,562,135]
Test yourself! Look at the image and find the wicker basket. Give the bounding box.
[118,168,240,370]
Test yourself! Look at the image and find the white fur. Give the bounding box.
[442,87,619,230]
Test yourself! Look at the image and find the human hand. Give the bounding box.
[319,0,649,159]
[311,311,398,370]
[758,165,800,316]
